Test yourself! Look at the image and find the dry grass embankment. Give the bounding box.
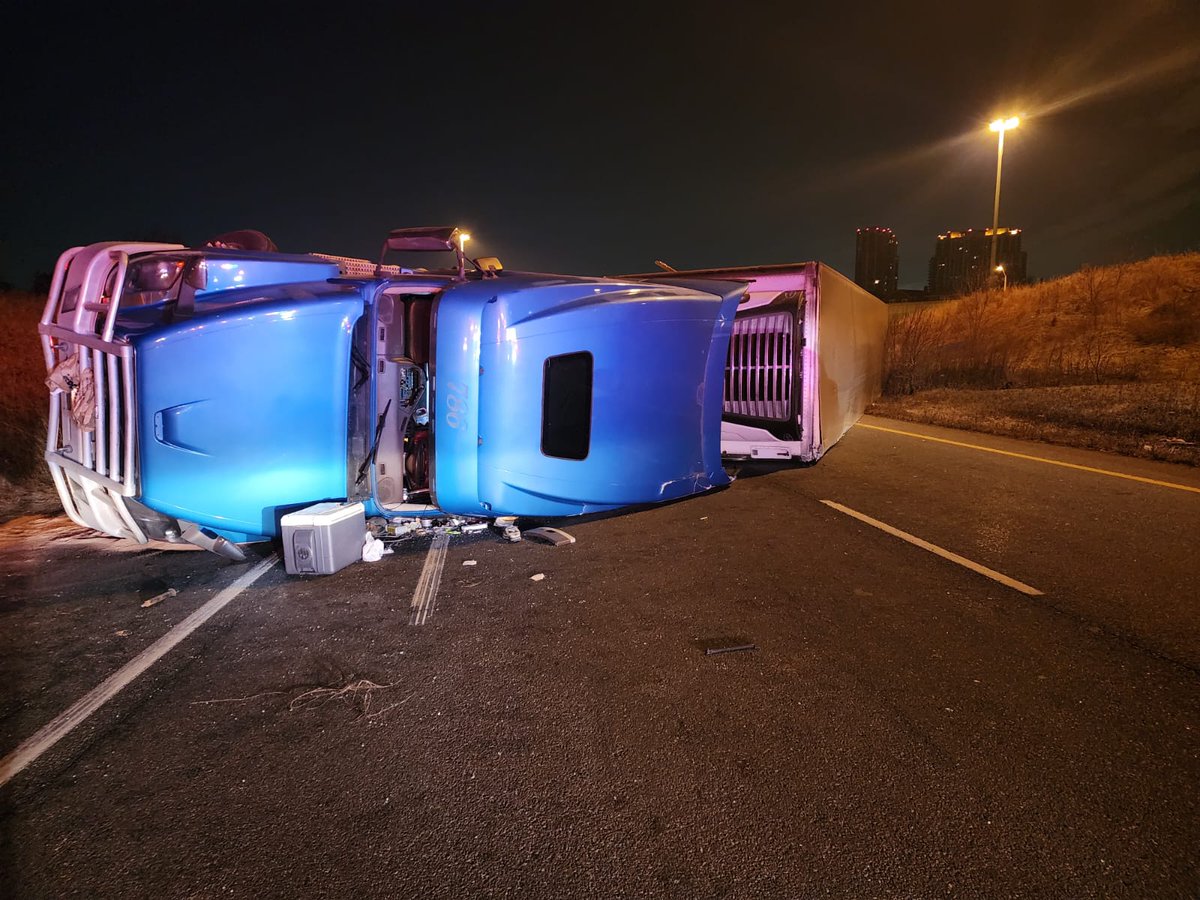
[1,291,59,519]
[871,253,1200,465]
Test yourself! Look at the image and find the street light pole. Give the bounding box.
[988,116,1020,275]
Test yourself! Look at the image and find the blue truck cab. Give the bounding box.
[39,228,743,557]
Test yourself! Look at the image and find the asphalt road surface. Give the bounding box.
[1,416,1197,898]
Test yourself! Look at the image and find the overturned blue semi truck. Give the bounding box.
[39,227,745,559]
[40,227,887,563]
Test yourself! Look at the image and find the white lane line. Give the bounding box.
[0,554,279,789]
[821,500,1044,597]
[410,533,449,626]
[858,421,1200,495]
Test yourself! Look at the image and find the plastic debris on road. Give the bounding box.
[524,527,575,546]
[362,533,388,562]
[493,516,522,542]
[530,573,546,582]
[141,588,177,608]
[463,559,477,566]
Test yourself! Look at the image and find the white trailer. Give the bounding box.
[631,262,887,462]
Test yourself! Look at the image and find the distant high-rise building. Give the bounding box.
[854,226,899,298]
[927,227,1028,296]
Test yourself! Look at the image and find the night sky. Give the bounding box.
[3,1,1197,290]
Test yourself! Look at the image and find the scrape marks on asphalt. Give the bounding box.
[410,533,450,625]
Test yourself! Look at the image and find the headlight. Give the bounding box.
[120,255,205,307]
[183,257,207,290]
[127,257,185,292]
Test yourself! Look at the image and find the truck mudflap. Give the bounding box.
[38,242,183,543]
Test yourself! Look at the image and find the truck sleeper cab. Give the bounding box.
[40,228,744,556]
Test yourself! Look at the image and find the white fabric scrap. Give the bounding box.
[46,354,97,432]
[362,533,386,562]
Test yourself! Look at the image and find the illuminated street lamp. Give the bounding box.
[994,264,1007,291]
[451,231,472,279]
[988,116,1020,275]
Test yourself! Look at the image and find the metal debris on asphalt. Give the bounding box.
[699,638,758,656]
[373,515,492,545]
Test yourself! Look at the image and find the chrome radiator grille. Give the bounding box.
[724,311,793,420]
[45,341,137,492]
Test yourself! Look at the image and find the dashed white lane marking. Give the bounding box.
[858,421,1200,495]
[821,500,1044,597]
[0,554,279,789]
[410,533,449,626]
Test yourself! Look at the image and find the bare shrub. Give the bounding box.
[1068,265,1126,382]
[1130,287,1200,346]
[883,307,947,394]
[949,290,1032,387]
[1067,324,1123,383]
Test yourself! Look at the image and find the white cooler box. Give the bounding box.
[281,502,366,575]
